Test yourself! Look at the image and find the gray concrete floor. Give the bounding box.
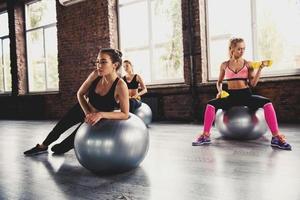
[0,120,299,200]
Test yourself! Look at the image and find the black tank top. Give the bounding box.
[123,74,139,89]
[88,77,119,111]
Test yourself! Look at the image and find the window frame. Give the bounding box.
[206,0,300,81]
[118,0,185,85]
[25,0,58,93]
[0,10,11,94]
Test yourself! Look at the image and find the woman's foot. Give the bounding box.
[192,134,211,146]
[51,143,73,155]
[271,134,292,150]
[24,144,48,156]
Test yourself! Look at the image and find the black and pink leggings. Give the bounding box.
[203,88,279,135]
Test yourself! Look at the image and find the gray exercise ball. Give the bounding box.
[134,102,152,126]
[74,113,149,174]
[215,106,267,140]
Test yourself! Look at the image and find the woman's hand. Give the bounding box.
[260,60,270,69]
[132,94,140,99]
[85,112,103,126]
[216,91,222,99]
[86,101,98,113]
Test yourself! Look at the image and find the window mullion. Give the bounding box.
[251,0,258,60]
[1,39,5,91]
[43,27,47,91]
[148,0,154,83]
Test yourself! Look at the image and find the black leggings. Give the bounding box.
[207,88,271,111]
[42,99,141,150]
[129,98,142,113]
[42,103,85,150]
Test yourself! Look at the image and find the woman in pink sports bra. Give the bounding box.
[192,38,291,150]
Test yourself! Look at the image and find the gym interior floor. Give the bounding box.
[0,120,299,200]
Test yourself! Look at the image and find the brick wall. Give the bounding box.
[0,0,118,119]
[54,0,113,116]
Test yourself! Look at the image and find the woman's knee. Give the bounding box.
[207,99,217,107]
[129,98,142,112]
[207,98,226,110]
[249,95,271,109]
[257,96,271,106]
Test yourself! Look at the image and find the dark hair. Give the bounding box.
[123,60,133,66]
[99,48,123,70]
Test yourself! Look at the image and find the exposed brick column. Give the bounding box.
[56,0,118,114]
[108,0,119,49]
[7,0,27,96]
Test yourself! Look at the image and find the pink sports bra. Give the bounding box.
[224,60,249,81]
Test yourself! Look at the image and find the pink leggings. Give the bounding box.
[202,103,279,136]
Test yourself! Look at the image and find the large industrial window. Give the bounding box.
[0,11,11,93]
[25,0,58,92]
[207,0,300,80]
[118,0,184,84]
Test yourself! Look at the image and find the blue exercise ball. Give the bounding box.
[74,113,149,174]
[215,106,267,140]
[134,102,152,126]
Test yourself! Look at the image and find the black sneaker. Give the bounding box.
[24,144,48,156]
[51,144,72,155]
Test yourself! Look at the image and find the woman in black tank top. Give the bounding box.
[24,48,130,156]
[122,60,147,112]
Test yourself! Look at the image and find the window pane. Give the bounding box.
[119,0,184,84]
[208,39,228,80]
[27,29,46,92]
[119,0,141,5]
[0,74,3,93]
[152,45,183,83]
[45,26,58,90]
[3,39,11,92]
[119,1,149,48]
[26,0,58,92]
[0,41,3,92]
[26,0,56,30]
[0,12,10,92]
[207,0,252,79]
[151,0,173,44]
[0,12,9,37]
[151,0,184,82]
[256,0,300,75]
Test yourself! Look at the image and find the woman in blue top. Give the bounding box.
[24,48,129,155]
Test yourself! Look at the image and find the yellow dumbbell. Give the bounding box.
[220,91,229,98]
[250,60,273,69]
[262,60,273,67]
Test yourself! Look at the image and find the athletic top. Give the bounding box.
[123,74,139,89]
[88,77,119,111]
[224,60,249,81]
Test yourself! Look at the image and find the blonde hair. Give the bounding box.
[228,38,244,58]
